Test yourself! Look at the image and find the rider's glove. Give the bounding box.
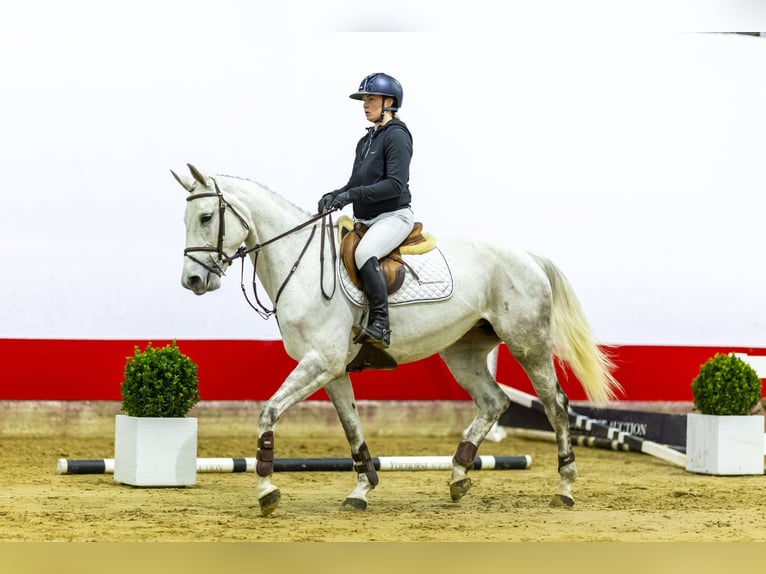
[328,190,354,210]
[317,192,338,213]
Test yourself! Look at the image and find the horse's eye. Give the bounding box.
[200,213,213,224]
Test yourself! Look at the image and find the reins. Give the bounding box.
[184,177,338,319]
[235,211,337,319]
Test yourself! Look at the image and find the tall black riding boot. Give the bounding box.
[355,257,391,349]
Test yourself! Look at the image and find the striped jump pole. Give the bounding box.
[510,428,649,453]
[57,455,532,475]
[497,383,687,468]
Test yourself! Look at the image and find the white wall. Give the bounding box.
[2,2,765,346]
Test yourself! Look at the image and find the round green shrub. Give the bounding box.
[691,353,762,416]
[120,341,200,417]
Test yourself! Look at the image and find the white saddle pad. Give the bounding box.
[338,248,455,307]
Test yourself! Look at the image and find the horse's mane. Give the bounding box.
[217,173,311,216]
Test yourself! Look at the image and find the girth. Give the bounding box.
[338,216,435,296]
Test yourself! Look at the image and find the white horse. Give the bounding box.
[173,163,620,516]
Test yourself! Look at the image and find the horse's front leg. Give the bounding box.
[324,376,378,511]
[255,353,336,516]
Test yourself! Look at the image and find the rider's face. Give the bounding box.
[362,94,383,122]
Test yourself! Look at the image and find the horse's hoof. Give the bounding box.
[259,489,281,516]
[449,478,472,502]
[549,494,574,508]
[341,497,367,511]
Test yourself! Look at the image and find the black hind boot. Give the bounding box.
[354,257,391,349]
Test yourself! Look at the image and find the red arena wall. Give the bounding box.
[1,339,764,402]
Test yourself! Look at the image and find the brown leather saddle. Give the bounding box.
[338,216,435,296]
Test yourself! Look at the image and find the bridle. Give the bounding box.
[184,177,337,319]
[184,178,251,278]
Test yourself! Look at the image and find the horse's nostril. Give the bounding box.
[188,275,202,288]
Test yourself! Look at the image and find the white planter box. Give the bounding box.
[685,413,764,475]
[114,415,197,486]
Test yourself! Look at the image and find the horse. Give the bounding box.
[173,163,620,516]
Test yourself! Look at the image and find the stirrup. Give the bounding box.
[353,322,390,349]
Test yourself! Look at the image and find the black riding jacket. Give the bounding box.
[335,119,413,220]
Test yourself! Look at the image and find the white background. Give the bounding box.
[1,1,765,346]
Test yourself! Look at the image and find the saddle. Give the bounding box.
[338,215,436,295]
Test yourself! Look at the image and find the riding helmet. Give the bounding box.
[349,73,403,110]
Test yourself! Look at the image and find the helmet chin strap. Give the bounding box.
[377,97,397,124]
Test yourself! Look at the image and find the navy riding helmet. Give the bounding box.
[349,73,403,111]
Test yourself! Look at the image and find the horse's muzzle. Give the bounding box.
[182,271,221,295]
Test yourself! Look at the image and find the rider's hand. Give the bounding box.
[329,190,354,210]
[317,192,337,213]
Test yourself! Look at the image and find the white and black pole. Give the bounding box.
[497,383,687,468]
[57,455,532,475]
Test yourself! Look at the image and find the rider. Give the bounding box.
[317,72,415,349]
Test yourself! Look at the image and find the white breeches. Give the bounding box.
[354,208,415,268]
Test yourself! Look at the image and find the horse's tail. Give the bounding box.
[529,253,622,406]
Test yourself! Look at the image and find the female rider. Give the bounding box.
[317,72,414,350]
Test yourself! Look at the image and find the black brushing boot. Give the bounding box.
[354,257,391,349]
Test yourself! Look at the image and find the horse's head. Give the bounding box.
[173,164,251,295]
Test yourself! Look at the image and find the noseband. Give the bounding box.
[184,178,251,277]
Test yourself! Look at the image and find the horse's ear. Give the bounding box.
[187,163,211,188]
[171,169,195,192]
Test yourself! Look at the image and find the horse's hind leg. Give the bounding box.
[324,375,378,511]
[439,327,510,502]
[510,344,576,508]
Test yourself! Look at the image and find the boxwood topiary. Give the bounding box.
[120,341,200,417]
[691,353,762,416]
